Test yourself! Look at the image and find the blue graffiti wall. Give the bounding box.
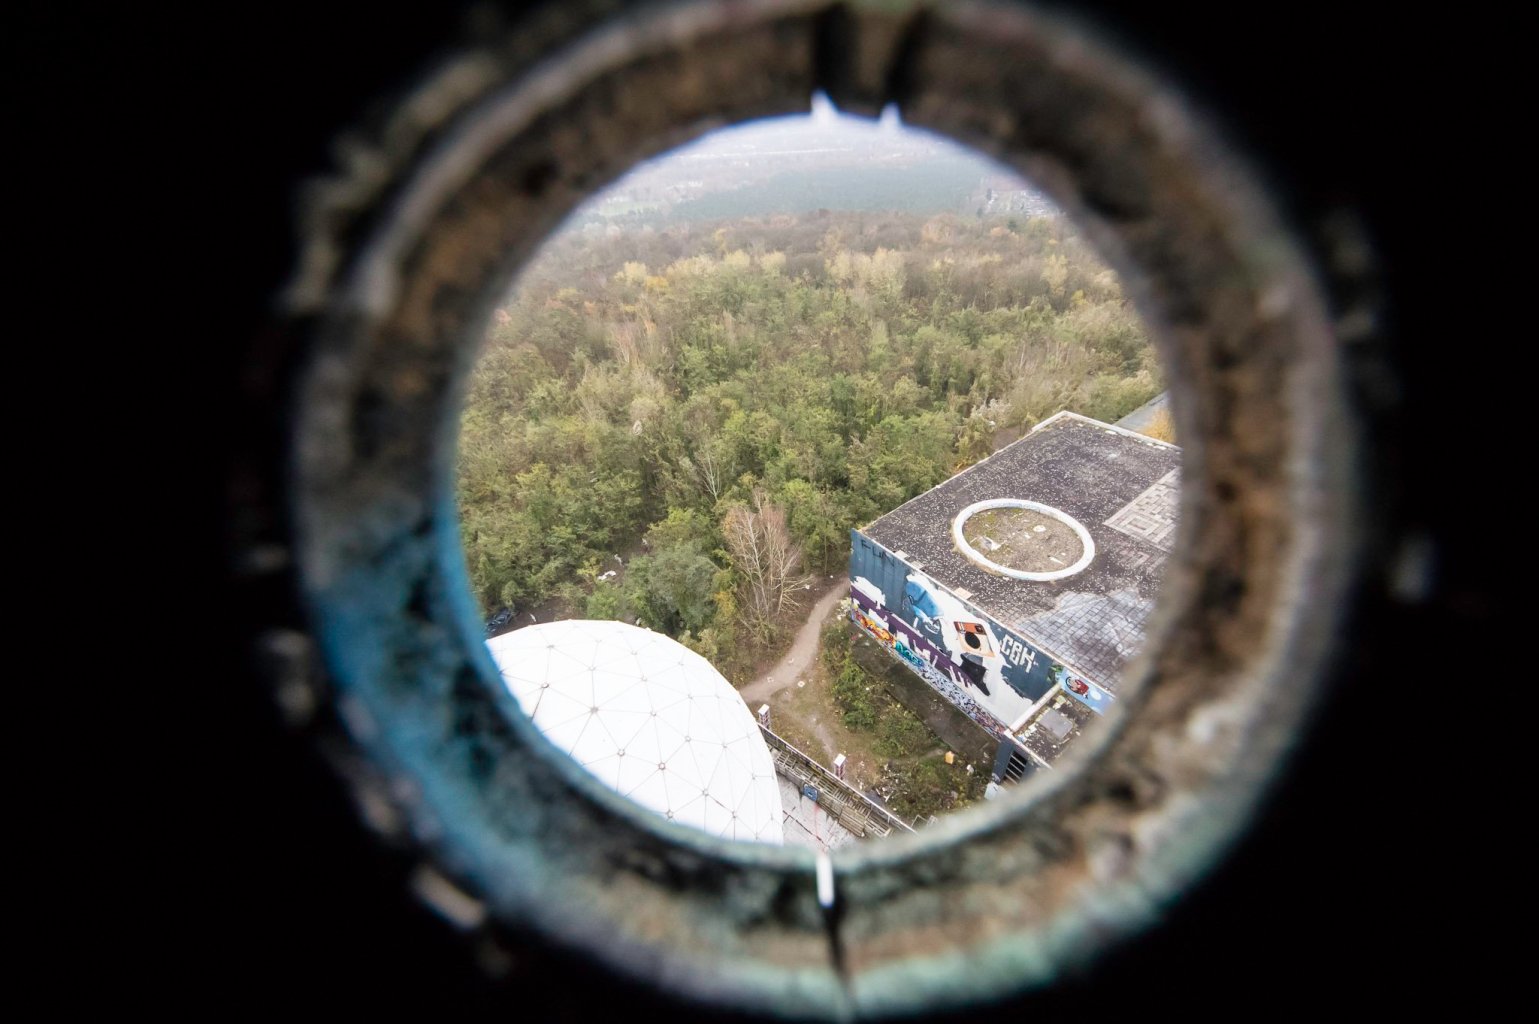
[849,530,1078,732]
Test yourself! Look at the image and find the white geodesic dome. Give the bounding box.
[487,619,784,844]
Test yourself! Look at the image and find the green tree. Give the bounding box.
[623,543,723,637]
[457,206,1155,642]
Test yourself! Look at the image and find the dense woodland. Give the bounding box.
[458,209,1160,678]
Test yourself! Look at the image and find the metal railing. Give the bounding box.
[758,726,916,839]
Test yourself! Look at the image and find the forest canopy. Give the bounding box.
[457,209,1160,675]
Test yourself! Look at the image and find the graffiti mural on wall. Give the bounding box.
[1053,664,1114,714]
[849,597,1011,737]
[849,539,1039,726]
[848,529,1114,729]
[851,573,1035,732]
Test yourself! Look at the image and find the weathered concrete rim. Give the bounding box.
[281,0,1359,1018]
[951,498,1096,581]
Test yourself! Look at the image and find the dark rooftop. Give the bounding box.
[860,411,1179,690]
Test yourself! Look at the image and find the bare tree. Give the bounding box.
[722,489,812,639]
[674,404,733,505]
[685,442,728,505]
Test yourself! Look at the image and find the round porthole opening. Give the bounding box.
[277,0,1359,1017]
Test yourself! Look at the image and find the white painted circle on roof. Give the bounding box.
[488,619,784,844]
[952,499,1096,581]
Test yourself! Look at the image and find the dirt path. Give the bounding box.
[740,581,846,704]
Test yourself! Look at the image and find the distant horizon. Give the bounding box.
[670,92,914,150]
[558,92,1053,229]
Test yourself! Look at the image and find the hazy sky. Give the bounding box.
[610,91,1028,187]
[699,91,907,140]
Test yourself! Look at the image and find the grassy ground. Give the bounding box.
[846,632,998,769]
[763,614,990,824]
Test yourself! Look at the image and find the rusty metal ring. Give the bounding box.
[278,0,1357,1017]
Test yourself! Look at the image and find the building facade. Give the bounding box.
[847,411,1180,784]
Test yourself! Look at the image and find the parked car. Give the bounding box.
[484,606,515,638]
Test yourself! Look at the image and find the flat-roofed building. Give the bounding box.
[847,411,1179,786]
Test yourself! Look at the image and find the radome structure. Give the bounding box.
[488,619,785,844]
